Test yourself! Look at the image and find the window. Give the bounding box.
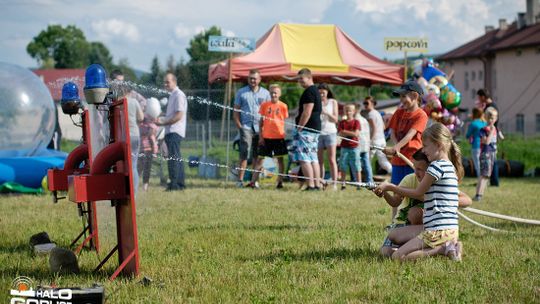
[472,71,476,81]
[516,114,525,134]
[479,70,483,81]
[464,71,469,90]
[472,89,476,99]
[536,114,540,133]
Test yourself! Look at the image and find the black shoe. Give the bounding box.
[341,185,346,190]
[303,186,319,191]
[276,182,284,189]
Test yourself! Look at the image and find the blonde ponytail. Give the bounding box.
[449,140,464,182]
[422,122,464,182]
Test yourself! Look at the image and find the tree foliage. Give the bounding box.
[27,25,90,68]
[185,26,228,120]
[27,24,138,82]
[88,41,114,71]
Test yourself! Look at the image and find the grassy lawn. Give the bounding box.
[458,135,540,172]
[1,177,539,303]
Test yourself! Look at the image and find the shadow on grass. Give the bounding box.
[0,243,33,255]
[186,223,321,232]
[243,247,383,263]
[0,265,101,281]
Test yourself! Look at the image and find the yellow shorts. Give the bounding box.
[418,229,459,248]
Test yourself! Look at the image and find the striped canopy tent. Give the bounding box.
[208,23,404,86]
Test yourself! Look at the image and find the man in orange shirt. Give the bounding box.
[250,84,289,189]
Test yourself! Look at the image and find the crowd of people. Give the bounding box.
[231,68,503,261]
[115,66,508,262]
[234,68,391,190]
[113,70,188,194]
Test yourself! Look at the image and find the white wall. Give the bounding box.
[494,47,540,135]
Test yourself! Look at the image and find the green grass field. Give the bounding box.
[1,177,539,303]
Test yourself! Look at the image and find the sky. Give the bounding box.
[0,0,526,72]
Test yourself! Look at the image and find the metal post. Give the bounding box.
[220,53,234,141]
[404,51,408,81]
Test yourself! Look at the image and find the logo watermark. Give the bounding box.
[9,276,104,304]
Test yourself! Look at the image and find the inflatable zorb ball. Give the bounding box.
[0,62,55,157]
[145,97,161,119]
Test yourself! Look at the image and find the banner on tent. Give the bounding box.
[384,37,429,52]
[208,36,256,53]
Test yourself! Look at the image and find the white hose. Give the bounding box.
[462,207,540,225]
[457,210,509,233]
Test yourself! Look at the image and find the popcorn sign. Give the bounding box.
[384,37,428,53]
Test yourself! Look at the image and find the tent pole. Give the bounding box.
[225,53,233,182]
[220,53,233,141]
[403,51,408,81]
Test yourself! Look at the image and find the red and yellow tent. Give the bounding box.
[208,23,404,86]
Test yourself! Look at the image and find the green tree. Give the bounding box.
[141,55,163,87]
[186,26,228,120]
[175,56,192,90]
[166,54,176,73]
[27,24,90,68]
[186,26,228,69]
[88,41,114,71]
[275,82,303,109]
[113,58,137,82]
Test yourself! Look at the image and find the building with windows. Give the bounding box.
[438,0,540,136]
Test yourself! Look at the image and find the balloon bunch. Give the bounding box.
[413,58,462,135]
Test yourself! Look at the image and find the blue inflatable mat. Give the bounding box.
[0,153,67,188]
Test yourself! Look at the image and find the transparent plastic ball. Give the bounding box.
[0,62,55,157]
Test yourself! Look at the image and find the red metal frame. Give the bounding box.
[47,110,99,252]
[68,98,140,280]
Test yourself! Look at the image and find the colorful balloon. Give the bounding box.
[440,83,461,109]
[425,84,440,97]
[422,65,446,82]
[428,75,448,89]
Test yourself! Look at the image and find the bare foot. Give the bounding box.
[445,241,462,262]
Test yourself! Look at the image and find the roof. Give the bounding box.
[209,23,404,86]
[491,22,540,51]
[438,22,540,61]
[33,69,85,101]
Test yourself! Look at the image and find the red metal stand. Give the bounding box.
[68,98,139,280]
[47,110,100,252]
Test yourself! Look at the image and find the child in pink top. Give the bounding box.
[138,114,159,191]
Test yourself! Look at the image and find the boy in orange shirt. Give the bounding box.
[386,80,428,185]
[250,84,289,189]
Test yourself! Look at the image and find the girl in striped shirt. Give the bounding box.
[375,123,464,261]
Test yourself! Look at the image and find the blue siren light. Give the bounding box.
[84,64,109,104]
[84,64,108,90]
[61,81,80,101]
[60,81,81,115]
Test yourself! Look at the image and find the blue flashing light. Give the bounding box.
[61,81,80,101]
[84,64,108,90]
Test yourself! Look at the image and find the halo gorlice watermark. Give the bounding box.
[9,276,104,304]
